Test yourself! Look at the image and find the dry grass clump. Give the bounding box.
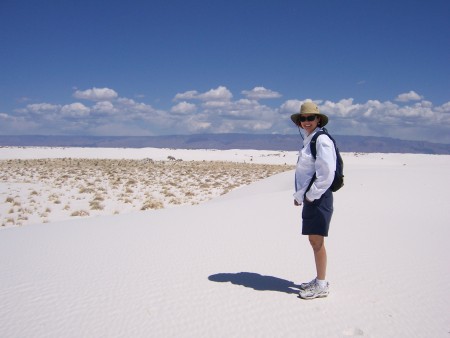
[141,198,164,210]
[71,210,90,217]
[0,158,293,228]
[89,200,104,211]
[5,196,15,203]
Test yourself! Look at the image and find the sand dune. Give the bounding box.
[0,148,449,337]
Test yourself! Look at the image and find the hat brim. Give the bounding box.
[290,113,328,128]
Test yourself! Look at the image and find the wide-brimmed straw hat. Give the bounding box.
[290,102,328,128]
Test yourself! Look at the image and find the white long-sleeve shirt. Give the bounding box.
[293,128,336,204]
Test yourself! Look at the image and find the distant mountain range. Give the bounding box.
[0,134,449,154]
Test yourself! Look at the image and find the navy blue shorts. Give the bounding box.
[302,189,334,237]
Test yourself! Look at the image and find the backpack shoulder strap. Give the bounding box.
[310,129,326,159]
[310,128,337,159]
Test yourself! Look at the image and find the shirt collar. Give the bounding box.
[303,127,321,146]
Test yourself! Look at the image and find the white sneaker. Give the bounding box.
[299,280,329,299]
[299,278,316,290]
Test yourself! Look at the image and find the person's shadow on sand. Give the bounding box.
[208,272,301,295]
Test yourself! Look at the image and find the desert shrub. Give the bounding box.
[70,210,90,217]
[169,198,182,205]
[162,189,175,198]
[141,198,164,210]
[89,201,104,210]
[79,187,95,194]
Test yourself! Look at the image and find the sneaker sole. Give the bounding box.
[298,292,329,300]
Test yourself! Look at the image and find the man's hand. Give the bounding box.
[294,200,301,206]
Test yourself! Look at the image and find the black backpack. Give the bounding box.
[309,128,344,192]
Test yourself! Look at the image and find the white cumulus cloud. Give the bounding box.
[73,87,118,101]
[279,99,302,114]
[198,86,233,101]
[171,102,197,114]
[173,90,199,101]
[61,103,90,117]
[92,101,118,115]
[174,86,233,102]
[241,86,282,100]
[395,91,423,102]
[25,103,61,114]
[8,85,450,143]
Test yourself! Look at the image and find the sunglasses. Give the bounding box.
[298,115,317,122]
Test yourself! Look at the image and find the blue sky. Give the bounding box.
[1,0,449,143]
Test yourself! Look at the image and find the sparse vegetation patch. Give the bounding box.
[0,158,292,228]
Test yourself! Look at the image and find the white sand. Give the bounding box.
[0,146,295,164]
[0,148,449,337]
